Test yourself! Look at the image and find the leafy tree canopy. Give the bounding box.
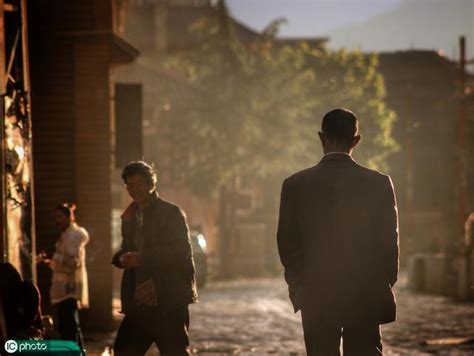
[159,0,398,197]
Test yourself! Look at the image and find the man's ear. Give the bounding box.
[318,131,325,145]
[351,134,361,149]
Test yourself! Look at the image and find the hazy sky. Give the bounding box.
[225,0,474,60]
[227,0,404,38]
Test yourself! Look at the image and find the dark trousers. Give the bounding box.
[302,310,382,356]
[114,306,190,356]
[55,298,84,350]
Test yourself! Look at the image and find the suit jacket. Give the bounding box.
[277,153,399,325]
[112,192,198,313]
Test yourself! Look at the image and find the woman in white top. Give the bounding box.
[50,203,89,350]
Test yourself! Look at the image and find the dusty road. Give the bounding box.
[86,274,474,355]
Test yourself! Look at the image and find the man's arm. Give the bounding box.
[62,233,83,269]
[379,175,400,287]
[277,178,304,311]
[111,248,126,269]
[52,234,81,272]
[112,222,131,268]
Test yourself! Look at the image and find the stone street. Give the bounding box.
[86,274,474,355]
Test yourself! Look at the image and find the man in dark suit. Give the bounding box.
[112,161,197,355]
[277,109,399,355]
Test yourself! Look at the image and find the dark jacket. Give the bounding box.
[277,153,399,325]
[112,192,198,313]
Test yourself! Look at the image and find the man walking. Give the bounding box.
[113,161,197,355]
[277,109,399,355]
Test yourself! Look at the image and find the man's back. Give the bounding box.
[277,108,399,355]
[278,153,398,324]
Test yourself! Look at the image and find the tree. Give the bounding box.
[159,0,398,197]
[303,47,398,170]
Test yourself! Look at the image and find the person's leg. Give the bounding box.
[342,323,382,356]
[301,309,341,356]
[114,312,154,356]
[56,299,73,340]
[56,298,84,349]
[154,306,190,356]
[70,300,84,350]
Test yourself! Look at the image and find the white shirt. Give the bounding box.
[323,151,351,157]
[50,223,90,308]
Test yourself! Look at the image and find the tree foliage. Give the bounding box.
[159,0,398,197]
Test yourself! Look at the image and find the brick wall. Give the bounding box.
[73,38,113,328]
[27,0,135,329]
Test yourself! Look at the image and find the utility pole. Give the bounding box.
[458,36,468,233]
[405,85,414,250]
[458,36,474,300]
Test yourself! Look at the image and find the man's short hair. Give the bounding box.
[321,108,358,144]
[121,161,157,186]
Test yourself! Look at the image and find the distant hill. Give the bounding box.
[327,0,474,59]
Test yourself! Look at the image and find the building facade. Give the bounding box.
[0,0,138,328]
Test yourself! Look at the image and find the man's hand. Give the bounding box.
[119,252,141,269]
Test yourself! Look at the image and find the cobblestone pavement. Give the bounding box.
[85,274,474,355]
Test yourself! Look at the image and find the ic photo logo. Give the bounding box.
[4,340,49,353]
[4,340,18,353]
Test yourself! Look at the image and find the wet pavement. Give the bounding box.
[85,273,474,355]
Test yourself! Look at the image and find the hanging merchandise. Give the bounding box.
[1,0,35,281]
